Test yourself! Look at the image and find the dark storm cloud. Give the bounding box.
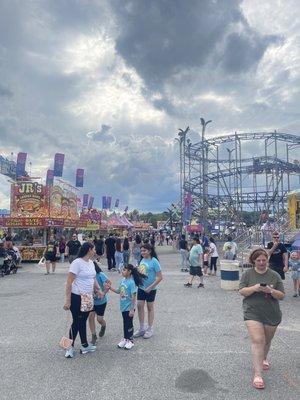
[222,31,279,73]
[0,0,298,212]
[110,0,277,91]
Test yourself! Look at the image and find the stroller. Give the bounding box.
[1,249,18,276]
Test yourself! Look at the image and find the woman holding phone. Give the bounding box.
[239,248,285,390]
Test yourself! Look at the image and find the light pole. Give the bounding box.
[200,118,212,232]
[176,126,189,232]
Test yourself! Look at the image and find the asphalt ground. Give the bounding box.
[0,246,299,400]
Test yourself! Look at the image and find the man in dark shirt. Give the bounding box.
[267,231,288,279]
[66,234,81,264]
[95,235,104,258]
[105,233,116,270]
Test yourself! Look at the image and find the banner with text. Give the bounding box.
[83,194,89,207]
[75,168,84,187]
[16,152,27,178]
[46,169,54,186]
[107,196,112,210]
[53,153,65,177]
[88,196,94,209]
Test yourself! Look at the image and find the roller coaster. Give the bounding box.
[176,125,300,230]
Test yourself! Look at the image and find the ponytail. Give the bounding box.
[125,264,147,287]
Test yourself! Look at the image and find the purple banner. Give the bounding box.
[183,192,192,225]
[75,168,84,187]
[16,152,27,178]
[115,198,119,208]
[107,196,112,210]
[53,153,65,177]
[83,194,89,207]
[46,169,54,186]
[102,196,107,209]
[88,196,94,209]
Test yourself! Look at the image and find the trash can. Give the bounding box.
[220,260,240,290]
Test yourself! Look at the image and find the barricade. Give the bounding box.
[220,260,240,290]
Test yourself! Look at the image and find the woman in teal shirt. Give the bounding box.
[134,243,163,339]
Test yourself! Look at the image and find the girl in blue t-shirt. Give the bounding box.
[289,251,300,297]
[88,262,111,345]
[109,264,147,350]
[134,243,163,339]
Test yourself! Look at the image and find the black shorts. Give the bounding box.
[93,302,107,316]
[137,288,157,302]
[44,253,56,262]
[190,265,203,277]
[203,261,209,267]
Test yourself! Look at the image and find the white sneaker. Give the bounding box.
[143,328,153,339]
[117,338,127,348]
[133,328,146,338]
[124,340,134,350]
[65,347,75,358]
[80,344,97,354]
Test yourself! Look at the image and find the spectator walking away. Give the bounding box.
[239,248,285,390]
[179,234,189,272]
[132,234,142,267]
[89,261,110,344]
[209,237,219,276]
[105,233,116,271]
[115,238,124,273]
[109,264,147,350]
[267,232,288,280]
[201,234,209,250]
[134,243,163,339]
[184,237,204,288]
[63,242,104,358]
[65,234,81,264]
[58,236,66,263]
[123,237,130,266]
[288,251,300,297]
[43,235,58,274]
[94,235,105,259]
[223,236,238,260]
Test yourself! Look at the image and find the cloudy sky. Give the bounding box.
[0,0,299,212]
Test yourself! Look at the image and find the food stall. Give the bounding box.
[78,208,102,236]
[0,180,79,261]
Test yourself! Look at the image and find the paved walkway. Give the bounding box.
[0,246,299,400]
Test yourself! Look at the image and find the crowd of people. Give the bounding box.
[2,226,297,392]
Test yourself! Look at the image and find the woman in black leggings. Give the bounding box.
[63,242,103,358]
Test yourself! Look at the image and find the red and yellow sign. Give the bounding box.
[0,217,46,227]
[50,185,77,219]
[10,182,49,218]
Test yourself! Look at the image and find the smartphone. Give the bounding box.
[260,283,267,287]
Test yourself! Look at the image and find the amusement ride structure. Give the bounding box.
[175,119,300,232]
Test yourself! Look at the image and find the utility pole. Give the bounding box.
[177,127,189,232]
[200,118,212,232]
